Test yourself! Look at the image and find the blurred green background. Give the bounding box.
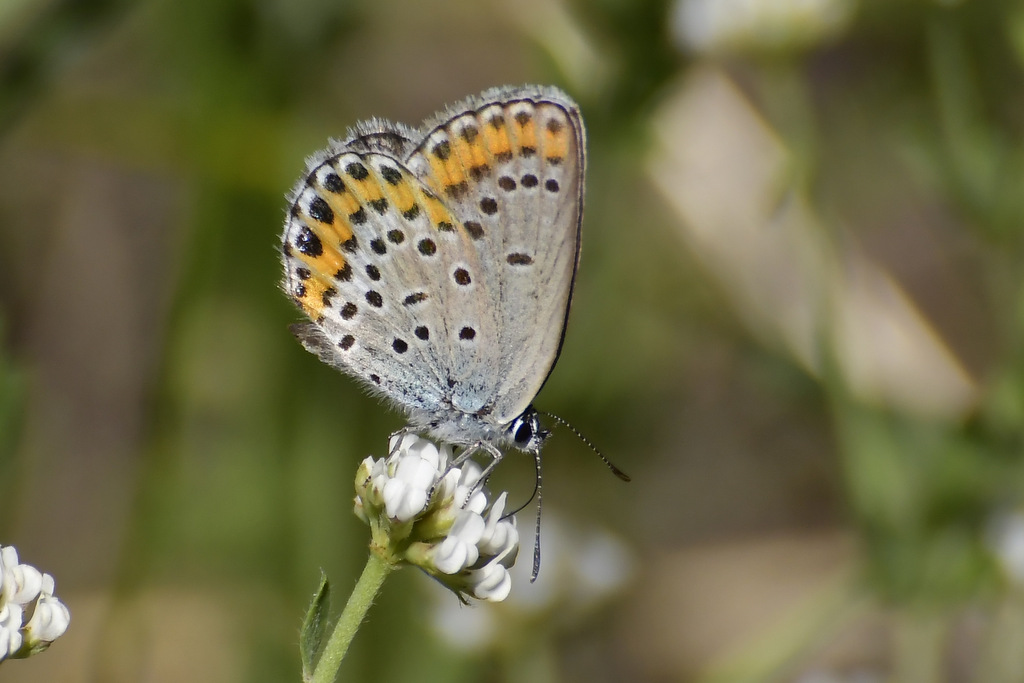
[3,0,1024,681]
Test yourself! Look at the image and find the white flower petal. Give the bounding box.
[481,519,519,559]
[449,510,485,545]
[394,451,440,491]
[403,438,440,470]
[0,603,23,658]
[432,537,470,574]
[457,460,483,487]
[464,490,488,515]
[382,479,427,521]
[388,432,418,455]
[478,493,507,550]
[24,595,71,643]
[470,561,512,602]
[0,546,19,572]
[40,574,55,599]
[437,443,455,470]
[434,469,461,502]
[6,564,43,605]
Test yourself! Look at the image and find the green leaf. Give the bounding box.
[300,571,331,681]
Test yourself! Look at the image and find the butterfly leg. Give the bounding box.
[386,426,420,457]
[446,441,506,501]
[472,442,506,487]
[448,441,502,470]
[424,438,486,503]
[427,442,505,506]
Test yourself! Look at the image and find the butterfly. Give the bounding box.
[281,85,584,471]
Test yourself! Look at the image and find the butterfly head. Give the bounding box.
[508,405,550,453]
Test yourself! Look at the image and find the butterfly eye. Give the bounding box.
[510,407,548,451]
[513,419,534,447]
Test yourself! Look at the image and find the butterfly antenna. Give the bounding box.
[499,447,544,580]
[540,411,631,482]
[531,447,543,582]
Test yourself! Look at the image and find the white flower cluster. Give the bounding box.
[355,434,520,601]
[0,545,70,662]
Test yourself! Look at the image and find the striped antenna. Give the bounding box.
[540,411,631,482]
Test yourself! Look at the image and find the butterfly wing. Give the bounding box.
[404,85,585,426]
[281,124,465,415]
[282,85,585,438]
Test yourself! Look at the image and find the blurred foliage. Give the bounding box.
[0,318,26,510]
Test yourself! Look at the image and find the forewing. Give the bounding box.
[404,85,585,424]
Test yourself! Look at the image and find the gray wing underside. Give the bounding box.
[404,87,584,424]
[281,86,585,427]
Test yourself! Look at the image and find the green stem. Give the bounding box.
[310,552,395,683]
